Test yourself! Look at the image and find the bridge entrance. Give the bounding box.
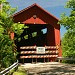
[13,3,62,63]
[16,24,58,63]
[17,23,55,46]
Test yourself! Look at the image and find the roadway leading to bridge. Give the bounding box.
[21,62,75,75]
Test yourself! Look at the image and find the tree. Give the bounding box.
[59,0,75,63]
[0,0,27,68]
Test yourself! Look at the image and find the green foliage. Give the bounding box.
[0,25,4,34]
[13,66,26,75]
[13,71,26,75]
[32,32,37,37]
[0,0,26,68]
[12,22,25,36]
[24,35,28,39]
[0,34,16,68]
[0,0,6,3]
[62,31,75,57]
[59,0,75,63]
[66,0,75,10]
[59,0,75,30]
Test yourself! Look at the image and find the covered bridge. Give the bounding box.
[13,3,62,63]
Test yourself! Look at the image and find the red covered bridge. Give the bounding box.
[13,3,62,63]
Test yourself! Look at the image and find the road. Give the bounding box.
[21,62,75,75]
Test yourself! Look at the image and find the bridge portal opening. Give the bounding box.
[18,24,48,47]
[17,24,55,47]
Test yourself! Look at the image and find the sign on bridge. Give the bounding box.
[36,47,45,54]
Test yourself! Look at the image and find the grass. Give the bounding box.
[13,66,26,75]
[13,71,26,75]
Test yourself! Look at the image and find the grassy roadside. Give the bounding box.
[13,71,26,75]
[0,64,26,75]
[13,66,26,75]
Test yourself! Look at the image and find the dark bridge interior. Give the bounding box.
[18,24,48,47]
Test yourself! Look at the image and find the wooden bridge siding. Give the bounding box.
[47,25,55,46]
[54,26,62,57]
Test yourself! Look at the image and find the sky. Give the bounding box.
[7,0,70,38]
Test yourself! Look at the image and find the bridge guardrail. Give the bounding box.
[0,60,18,75]
[57,57,75,62]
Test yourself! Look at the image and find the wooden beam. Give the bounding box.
[20,46,58,49]
[20,55,58,58]
[20,50,58,54]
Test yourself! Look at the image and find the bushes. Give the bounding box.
[0,0,24,69]
[0,34,17,68]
